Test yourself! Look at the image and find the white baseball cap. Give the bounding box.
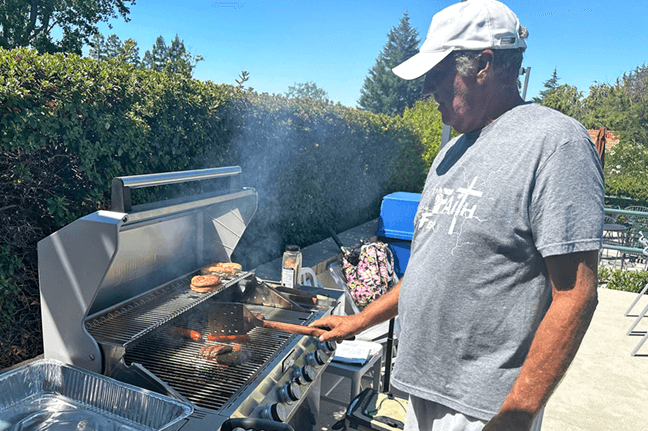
[392,0,527,80]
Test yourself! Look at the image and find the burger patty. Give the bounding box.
[191,274,221,287]
[190,274,221,293]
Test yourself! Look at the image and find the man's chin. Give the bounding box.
[438,109,454,129]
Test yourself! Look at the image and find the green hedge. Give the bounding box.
[402,98,445,170]
[598,267,648,293]
[604,175,648,207]
[220,92,426,268]
[1,47,238,367]
[0,47,429,368]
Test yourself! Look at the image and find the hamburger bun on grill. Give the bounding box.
[220,262,242,272]
[200,264,220,275]
[190,274,222,293]
[200,262,242,278]
[214,267,238,278]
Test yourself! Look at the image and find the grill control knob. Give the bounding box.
[279,381,303,403]
[260,403,287,422]
[317,340,337,353]
[306,350,327,367]
[295,365,316,385]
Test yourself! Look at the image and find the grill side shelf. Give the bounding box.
[85,272,252,345]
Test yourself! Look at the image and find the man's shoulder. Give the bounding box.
[518,103,585,126]
[505,103,591,143]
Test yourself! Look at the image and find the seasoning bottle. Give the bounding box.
[281,245,302,288]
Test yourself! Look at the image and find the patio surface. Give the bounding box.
[541,287,648,431]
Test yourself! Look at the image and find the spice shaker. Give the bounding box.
[281,245,302,288]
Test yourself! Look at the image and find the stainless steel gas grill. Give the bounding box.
[38,167,343,431]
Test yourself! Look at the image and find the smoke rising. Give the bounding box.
[220,94,419,270]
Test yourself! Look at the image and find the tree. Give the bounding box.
[118,38,140,65]
[618,64,648,146]
[89,33,139,65]
[285,81,329,102]
[165,34,202,75]
[358,12,423,116]
[0,0,134,54]
[105,34,123,59]
[580,65,648,147]
[540,83,584,119]
[235,71,250,89]
[142,34,202,76]
[532,68,560,103]
[622,63,648,104]
[142,36,168,71]
[89,33,107,61]
[580,81,626,131]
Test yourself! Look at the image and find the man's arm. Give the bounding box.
[310,279,401,342]
[484,250,599,431]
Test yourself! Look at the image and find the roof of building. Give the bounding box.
[588,129,620,150]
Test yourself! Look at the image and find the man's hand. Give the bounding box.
[482,411,534,431]
[309,314,364,342]
[311,278,402,343]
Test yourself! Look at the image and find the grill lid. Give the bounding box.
[39,167,258,373]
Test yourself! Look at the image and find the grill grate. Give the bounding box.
[124,304,313,411]
[85,273,251,344]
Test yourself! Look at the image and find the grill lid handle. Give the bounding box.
[111,166,242,212]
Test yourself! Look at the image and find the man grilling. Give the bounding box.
[311,1,604,430]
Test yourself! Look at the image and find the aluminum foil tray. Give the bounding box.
[0,359,192,431]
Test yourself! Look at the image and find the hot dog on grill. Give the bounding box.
[168,326,202,341]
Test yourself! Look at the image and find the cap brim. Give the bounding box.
[392,49,454,80]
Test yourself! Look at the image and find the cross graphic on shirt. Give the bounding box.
[448,177,483,234]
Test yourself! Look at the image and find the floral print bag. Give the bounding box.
[342,242,395,308]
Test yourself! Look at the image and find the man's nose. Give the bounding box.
[422,72,436,96]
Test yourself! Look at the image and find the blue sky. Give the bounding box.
[91,0,648,108]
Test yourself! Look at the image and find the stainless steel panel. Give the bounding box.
[38,210,126,373]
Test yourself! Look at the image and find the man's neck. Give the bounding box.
[469,86,525,133]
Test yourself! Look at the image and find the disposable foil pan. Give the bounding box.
[0,359,192,431]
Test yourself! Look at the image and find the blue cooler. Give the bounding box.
[376,192,421,279]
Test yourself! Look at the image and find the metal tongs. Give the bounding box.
[208,303,328,337]
[328,227,360,266]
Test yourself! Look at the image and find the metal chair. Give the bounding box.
[622,206,648,229]
[622,227,648,270]
[624,205,648,212]
[625,283,648,317]
[601,215,629,267]
[626,283,648,356]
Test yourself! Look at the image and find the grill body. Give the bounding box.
[38,167,343,430]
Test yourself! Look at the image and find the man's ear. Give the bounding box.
[476,50,494,83]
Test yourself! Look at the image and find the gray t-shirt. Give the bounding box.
[391,103,604,420]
